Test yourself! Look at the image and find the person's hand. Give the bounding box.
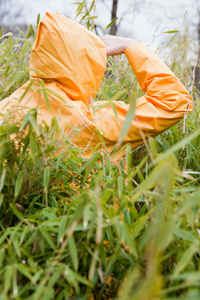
[100,34,136,56]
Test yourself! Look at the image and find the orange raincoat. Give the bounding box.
[0,12,193,159]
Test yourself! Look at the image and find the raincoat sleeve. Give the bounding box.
[92,42,193,148]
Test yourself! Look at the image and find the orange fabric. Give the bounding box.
[29,12,106,105]
[0,12,193,160]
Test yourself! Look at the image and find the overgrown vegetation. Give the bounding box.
[0,5,200,300]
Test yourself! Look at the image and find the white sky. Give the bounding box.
[4,0,200,46]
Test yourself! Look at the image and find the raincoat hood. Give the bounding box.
[29,12,107,105]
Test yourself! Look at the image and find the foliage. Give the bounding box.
[0,5,200,300]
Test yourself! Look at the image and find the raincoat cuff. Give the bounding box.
[124,42,146,58]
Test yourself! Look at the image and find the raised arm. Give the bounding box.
[89,35,193,150]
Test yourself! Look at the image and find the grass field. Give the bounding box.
[0,9,200,300]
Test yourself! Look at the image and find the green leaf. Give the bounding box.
[29,115,38,134]
[0,167,6,193]
[4,266,13,294]
[26,25,32,39]
[43,166,50,190]
[104,17,119,31]
[39,227,56,250]
[162,30,179,33]
[123,208,131,226]
[10,204,24,221]
[19,79,34,101]
[0,32,13,40]
[30,132,37,161]
[29,68,46,76]
[51,116,60,135]
[174,228,197,243]
[88,0,95,13]
[117,97,136,146]
[126,144,132,175]
[68,235,78,271]
[0,232,10,245]
[101,189,113,203]
[0,248,5,268]
[77,152,100,183]
[37,14,41,25]
[132,162,166,201]
[5,71,24,92]
[117,222,137,257]
[152,129,200,166]
[16,264,33,281]
[40,79,52,112]
[58,215,68,244]
[12,234,21,258]
[173,241,199,275]
[14,170,24,199]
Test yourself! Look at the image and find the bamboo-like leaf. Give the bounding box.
[0,248,5,268]
[14,170,24,199]
[0,194,4,208]
[43,167,50,190]
[19,79,34,101]
[123,208,131,226]
[88,0,95,13]
[16,264,33,281]
[85,16,97,20]
[12,234,21,258]
[29,68,46,76]
[40,79,52,112]
[0,232,10,245]
[15,25,26,38]
[125,144,132,175]
[30,25,34,37]
[26,25,32,39]
[51,116,60,135]
[173,241,199,275]
[152,129,200,165]
[58,215,68,244]
[0,32,13,40]
[5,72,24,92]
[29,115,38,134]
[174,228,197,243]
[104,17,119,31]
[64,266,91,286]
[37,14,41,25]
[75,2,85,19]
[132,162,169,201]
[0,167,6,193]
[4,266,13,294]
[10,204,24,221]
[101,189,113,203]
[83,205,91,230]
[39,227,56,250]
[117,222,137,257]
[68,235,78,271]
[30,132,37,161]
[117,98,136,147]
[77,152,99,182]
[163,30,180,33]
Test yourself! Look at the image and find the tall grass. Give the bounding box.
[0,7,200,300]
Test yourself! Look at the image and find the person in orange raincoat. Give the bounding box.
[0,12,193,160]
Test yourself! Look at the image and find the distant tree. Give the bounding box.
[110,0,118,35]
[98,0,145,36]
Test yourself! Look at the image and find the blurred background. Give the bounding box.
[0,0,199,45]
